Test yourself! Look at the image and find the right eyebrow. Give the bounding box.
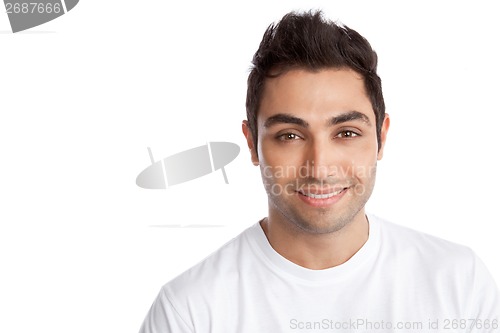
[263,113,309,129]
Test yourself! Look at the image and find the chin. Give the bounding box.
[291,216,351,235]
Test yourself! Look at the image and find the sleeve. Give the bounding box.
[467,253,500,332]
[139,287,193,333]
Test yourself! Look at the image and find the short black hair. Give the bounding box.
[246,10,385,151]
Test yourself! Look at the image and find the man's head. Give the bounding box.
[242,10,390,234]
[245,10,385,153]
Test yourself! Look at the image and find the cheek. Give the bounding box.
[259,142,303,176]
[339,144,379,180]
[348,154,378,181]
[260,155,302,183]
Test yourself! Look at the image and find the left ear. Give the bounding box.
[377,114,390,160]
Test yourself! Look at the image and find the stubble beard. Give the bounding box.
[264,168,377,235]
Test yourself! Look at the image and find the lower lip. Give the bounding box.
[296,188,348,208]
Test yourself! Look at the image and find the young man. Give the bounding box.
[140,11,500,332]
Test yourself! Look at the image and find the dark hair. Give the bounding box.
[246,10,385,151]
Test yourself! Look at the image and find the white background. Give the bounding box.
[1,1,499,332]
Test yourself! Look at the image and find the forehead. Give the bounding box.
[259,68,374,124]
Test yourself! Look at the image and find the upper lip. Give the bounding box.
[297,186,348,195]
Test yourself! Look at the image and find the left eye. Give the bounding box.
[336,130,359,138]
[278,133,301,141]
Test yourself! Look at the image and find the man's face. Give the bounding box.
[243,68,389,234]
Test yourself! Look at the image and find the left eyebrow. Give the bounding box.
[328,111,371,126]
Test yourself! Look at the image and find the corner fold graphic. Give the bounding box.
[136,142,240,189]
[64,0,78,11]
[4,0,79,33]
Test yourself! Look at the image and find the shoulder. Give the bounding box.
[161,223,259,306]
[140,224,261,332]
[370,214,476,271]
[371,215,482,303]
[371,215,500,316]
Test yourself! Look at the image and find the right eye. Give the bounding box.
[276,133,302,141]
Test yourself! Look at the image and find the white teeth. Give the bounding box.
[303,189,343,199]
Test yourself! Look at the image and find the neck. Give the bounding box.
[260,210,369,270]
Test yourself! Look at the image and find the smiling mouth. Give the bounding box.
[297,187,348,199]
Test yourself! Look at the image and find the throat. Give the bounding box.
[260,215,369,270]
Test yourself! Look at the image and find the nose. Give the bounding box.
[305,137,338,180]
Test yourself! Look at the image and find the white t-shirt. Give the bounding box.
[139,215,500,332]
